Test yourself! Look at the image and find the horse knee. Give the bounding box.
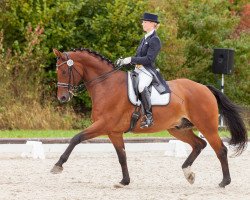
[70,133,84,145]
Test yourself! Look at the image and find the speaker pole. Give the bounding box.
[221,74,224,93]
[212,48,234,128]
[220,74,224,127]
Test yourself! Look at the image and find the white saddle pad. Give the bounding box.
[128,72,170,106]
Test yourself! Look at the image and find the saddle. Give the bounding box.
[126,71,171,132]
[128,71,171,106]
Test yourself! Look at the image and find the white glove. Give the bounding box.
[116,57,131,66]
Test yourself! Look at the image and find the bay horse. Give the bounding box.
[51,48,247,188]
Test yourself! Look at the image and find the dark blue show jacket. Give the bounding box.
[131,31,170,94]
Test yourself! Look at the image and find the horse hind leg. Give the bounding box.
[168,128,207,184]
[217,142,231,188]
[198,128,231,187]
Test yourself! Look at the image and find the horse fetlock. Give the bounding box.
[183,166,195,184]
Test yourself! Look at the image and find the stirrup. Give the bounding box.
[140,115,154,129]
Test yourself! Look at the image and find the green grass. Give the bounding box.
[0,130,78,138]
[0,130,249,138]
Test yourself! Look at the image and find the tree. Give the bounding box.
[149,0,250,105]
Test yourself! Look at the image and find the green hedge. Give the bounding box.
[0,0,249,111]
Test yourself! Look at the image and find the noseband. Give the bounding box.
[56,52,122,95]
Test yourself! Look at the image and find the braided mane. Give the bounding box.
[71,48,114,67]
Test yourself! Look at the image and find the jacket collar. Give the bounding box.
[144,29,155,39]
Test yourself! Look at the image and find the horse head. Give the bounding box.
[53,48,117,103]
[53,48,85,103]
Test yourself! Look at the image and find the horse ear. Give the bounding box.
[53,48,62,57]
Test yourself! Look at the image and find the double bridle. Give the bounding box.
[56,52,122,95]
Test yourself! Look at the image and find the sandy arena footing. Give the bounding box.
[0,142,249,200]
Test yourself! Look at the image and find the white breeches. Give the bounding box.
[134,66,153,93]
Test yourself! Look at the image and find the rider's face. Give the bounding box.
[142,20,156,33]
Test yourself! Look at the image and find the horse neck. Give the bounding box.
[76,52,127,98]
[79,53,114,83]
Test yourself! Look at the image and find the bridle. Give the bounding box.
[56,52,84,95]
[56,52,122,95]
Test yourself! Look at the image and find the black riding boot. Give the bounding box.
[140,87,153,128]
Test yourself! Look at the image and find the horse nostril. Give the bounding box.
[60,96,67,103]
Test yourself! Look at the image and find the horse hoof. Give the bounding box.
[219,178,231,188]
[186,172,195,184]
[50,165,63,174]
[183,166,195,184]
[113,183,125,188]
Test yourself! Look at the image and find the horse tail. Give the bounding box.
[206,85,248,155]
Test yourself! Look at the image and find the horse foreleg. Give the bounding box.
[50,120,104,174]
[168,128,207,184]
[108,133,130,188]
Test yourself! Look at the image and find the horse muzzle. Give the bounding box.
[58,93,72,103]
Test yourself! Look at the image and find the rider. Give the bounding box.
[117,12,168,128]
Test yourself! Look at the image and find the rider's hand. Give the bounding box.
[116,57,131,66]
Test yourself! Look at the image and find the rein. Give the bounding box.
[56,52,122,94]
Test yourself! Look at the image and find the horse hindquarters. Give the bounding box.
[177,80,232,187]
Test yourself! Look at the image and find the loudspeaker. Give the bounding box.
[212,48,234,74]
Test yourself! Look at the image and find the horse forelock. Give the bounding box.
[70,48,115,68]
